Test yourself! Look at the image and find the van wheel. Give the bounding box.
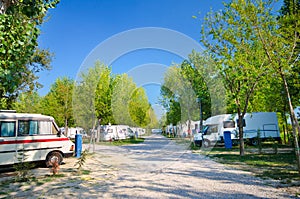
[251,139,259,146]
[46,152,63,167]
[203,139,210,148]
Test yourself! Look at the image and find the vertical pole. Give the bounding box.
[200,98,203,132]
[197,97,203,132]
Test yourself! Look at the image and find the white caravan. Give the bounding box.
[194,112,280,147]
[62,127,87,139]
[0,111,74,166]
[100,125,134,141]
[168,120,199,138]
[131,127,146,137]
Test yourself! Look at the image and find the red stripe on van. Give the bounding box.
[0,138,70,145]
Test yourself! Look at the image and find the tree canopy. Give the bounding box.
[0,0,59,109]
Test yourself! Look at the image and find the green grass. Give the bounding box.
[203,146,300,182]
[97,138,145,146]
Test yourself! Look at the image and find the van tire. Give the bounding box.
[46,152,63,167]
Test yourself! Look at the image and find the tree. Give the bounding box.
[0,0,59,109]
[94,64,114,125]
[180,59,211,122]
[201,0,271,156]
[160,65,199,139]
[111,74,137,126]
[146,106,159,129]
[73,63,102,133]
[41,77,74,128]
[13,91,42,113]
[128,87,151,127]
[160,85,181,126]
[253,0,300,172]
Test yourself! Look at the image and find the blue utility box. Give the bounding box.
[224,131,232,149]
[75,134,82,158]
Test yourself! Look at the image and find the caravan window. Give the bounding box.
[236,119,246,127]
[0,121,16,137]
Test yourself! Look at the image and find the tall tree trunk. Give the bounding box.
[238,112,245,156]
[96,119,101,143]
[281,72,300,174]
[283,103,289,145]
[64,117,68,136]
[283,124,287,145]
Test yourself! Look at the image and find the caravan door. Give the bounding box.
[263,124,279,138]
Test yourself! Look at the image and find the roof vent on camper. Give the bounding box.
[0,110,17,113]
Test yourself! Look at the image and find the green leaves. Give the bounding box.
[73,62,154,130]
[0,0,59,109]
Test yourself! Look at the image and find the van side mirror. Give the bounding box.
[57,129,62,137]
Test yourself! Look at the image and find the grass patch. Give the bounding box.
[81,169,91,175]
[204,146,300,182]
[97,138,145,146]
[39,173,66,183]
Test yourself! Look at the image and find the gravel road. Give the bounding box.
[2,134,297,198]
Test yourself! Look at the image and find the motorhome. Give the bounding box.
[0,110,74,166]
[194,112,280,147]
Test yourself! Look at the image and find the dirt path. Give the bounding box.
[1,134,297,198]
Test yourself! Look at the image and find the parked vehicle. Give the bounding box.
[194,112,280,147]
[0,110,74,166]
[151,129,162,134]
[61,127,88,139]
[100,125,134,141]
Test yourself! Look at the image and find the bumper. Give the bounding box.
[195,140,202,147]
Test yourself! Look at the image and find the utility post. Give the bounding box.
[197,97,203,132]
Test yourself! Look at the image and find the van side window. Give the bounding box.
[18,121,38,135]
[0,121,16,137]
[39,121,52,135]
[18,120,54,135]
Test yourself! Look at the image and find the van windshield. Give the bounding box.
[201,125,209,134]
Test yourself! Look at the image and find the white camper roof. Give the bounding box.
[203,114,232,125]
[0,111,55,121]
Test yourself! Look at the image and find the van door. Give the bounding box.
[16,120,41,163]
[203,124,219,142]
[0,121,17,165]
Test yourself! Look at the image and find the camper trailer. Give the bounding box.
[194,112,280,147]
[100,125,135,141]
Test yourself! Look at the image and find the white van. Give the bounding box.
[194,112,280,147]
[0,110,74,166]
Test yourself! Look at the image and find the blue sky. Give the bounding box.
[38,0,228,117]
